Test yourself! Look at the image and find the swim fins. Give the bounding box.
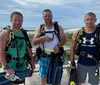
[0,72,13,85]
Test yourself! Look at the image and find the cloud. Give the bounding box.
[1,0,99,16]
[0,0,100,28]
[14,0,64,6]
[0,10,10,14]
[13,0,92,6]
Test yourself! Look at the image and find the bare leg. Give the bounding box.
[41,77,46,85]
[13,84,19,85]
[78,82,82,85]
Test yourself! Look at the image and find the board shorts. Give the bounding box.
[38,56,50,78]
[77,63,99,85]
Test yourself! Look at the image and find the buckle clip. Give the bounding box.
[87,54,93,58]
[80,51,85,56]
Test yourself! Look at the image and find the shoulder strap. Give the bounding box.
[76,27,84,40]
[53,21,60,41]
[39,24,45,53]
[39,24,45,36]
[4,26,32,50]
[3,26,15,48]
[95,23,100,42]
[95,23,100,61]
[21,29,32,48]
[75,27,84,56]
[40,24,45,32]
[40,22,60,41]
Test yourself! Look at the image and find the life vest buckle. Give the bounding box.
[80,51,85,56]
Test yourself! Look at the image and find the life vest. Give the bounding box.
[74,26,100,62]
[2,26,32,50]
[74,27,84,56]
[2,26,32,59]
[36,21,64,59]
[0,26,33,84]
[39,21,60,41]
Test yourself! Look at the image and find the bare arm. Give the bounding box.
[58,25,67,47]
[0,30,9,67]
[27,46,33,61]
[70,31,78,62]
[54,25,67,54]
[27,46,35,70]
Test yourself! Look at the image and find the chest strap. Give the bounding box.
[80,51,97,59]
[11,57,26,61]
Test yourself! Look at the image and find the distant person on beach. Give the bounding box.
[0,11,35,85]
[32,9,66,85]
[70,12,99,85]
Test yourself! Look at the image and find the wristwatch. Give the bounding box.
[4,65,9,70]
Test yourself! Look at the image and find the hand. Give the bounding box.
[43,35,52,42]
[70,63,76,69]
[5,68,15,76]
[54,45,60,54]
[32,62,35,70]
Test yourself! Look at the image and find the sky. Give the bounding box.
[0,0,100,29]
